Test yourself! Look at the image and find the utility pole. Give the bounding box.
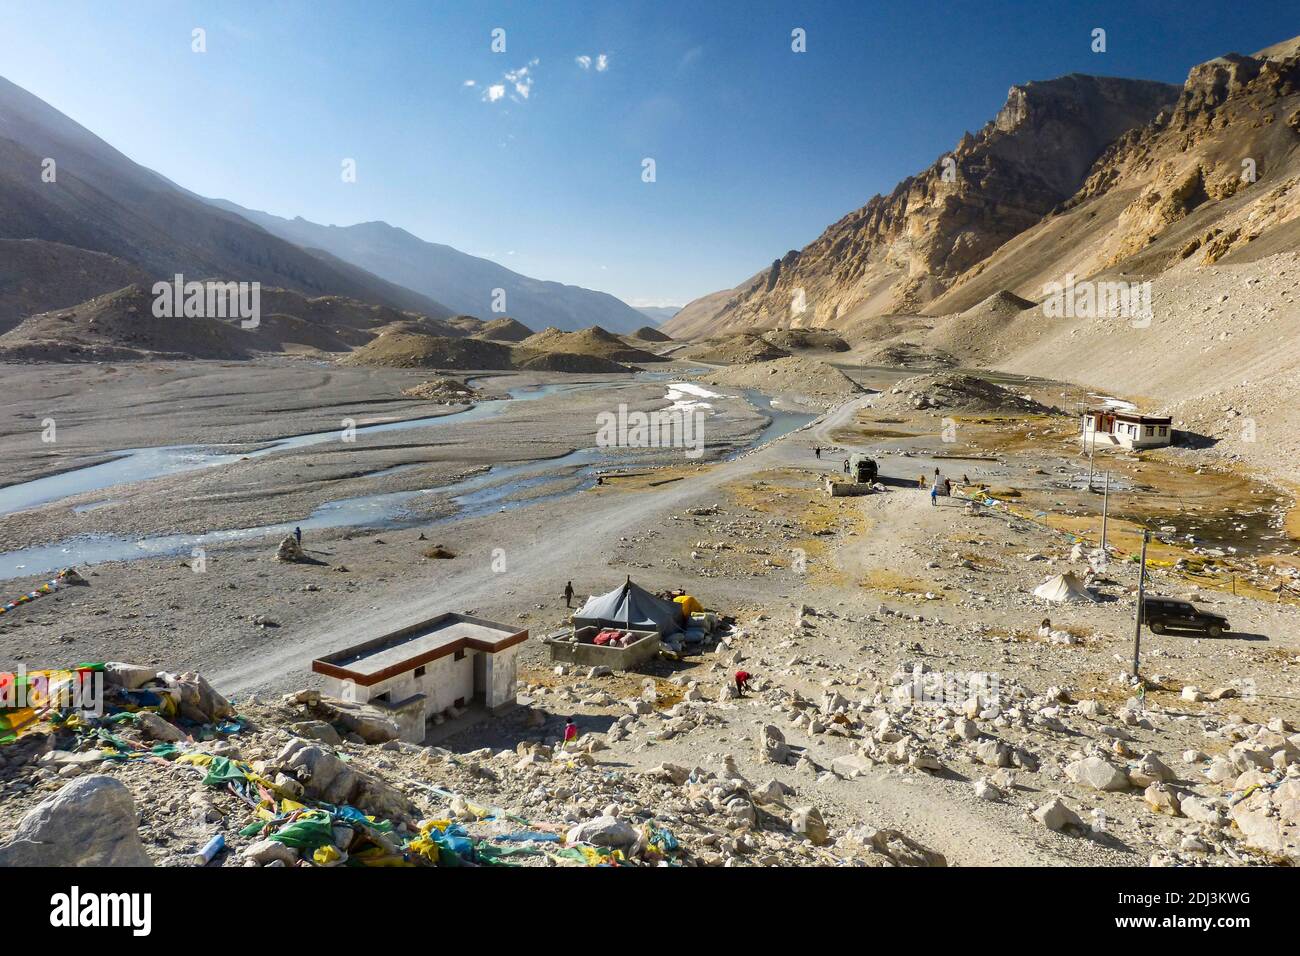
[1087,427,1096,491]
[1081,407,1096,491]
[1100,471,1110,552]
[1132,529,1149,680]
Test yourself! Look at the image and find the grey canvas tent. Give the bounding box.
[572,578,683,635]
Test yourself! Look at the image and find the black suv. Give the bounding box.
[1141,597,1230,638]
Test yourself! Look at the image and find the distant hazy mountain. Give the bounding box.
[0,75,452,319]
[635,306,679,324]
[205,200,647,334]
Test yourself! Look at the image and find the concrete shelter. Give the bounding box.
[1082,408,1172,449]
[311,612,526,742]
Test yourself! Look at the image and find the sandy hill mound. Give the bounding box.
[0,281,472,362]
[399,377,492,404]
[680,333,790,365]
[762,328,850,352]
[968,290,1037,317]
[340,330,516,370]
[255,290,466,346]
[630,325,673,342]
[439,314,486,336]
[0,284,254,361]
[472,317,533,342]
[926,290,1041,365]
[0,239,149,335]
[521,325,662,363]
[253,314,363,353]
[702,355,862,405]
[865,341,959,369]
[873,372,1057,415]
[513,350,630,373]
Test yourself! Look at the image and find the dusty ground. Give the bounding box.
[3,356,1300,867]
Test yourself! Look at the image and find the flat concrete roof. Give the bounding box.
[312,612,527,686]
[1085,408,1172,424]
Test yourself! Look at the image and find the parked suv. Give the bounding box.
[1141,597,1230,638]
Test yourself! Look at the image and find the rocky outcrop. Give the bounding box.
[666,75,1178,336]
[1060,48,1300,272]
[671,37,1300,345]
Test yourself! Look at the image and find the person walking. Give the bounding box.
[814,446,821,459]
[930,472,942,507]
[563,581,575,608]
[294,526,302,546]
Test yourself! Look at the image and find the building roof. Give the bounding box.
[312,612,527,686]
[1086,408,1172,425]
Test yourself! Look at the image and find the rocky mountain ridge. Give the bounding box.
[667,74,1180,337]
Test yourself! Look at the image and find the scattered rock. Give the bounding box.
[0,776,152,866]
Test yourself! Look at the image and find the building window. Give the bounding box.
[1159,426,1167,436]
[414,665,426,678]
[454,649,465,662]
[455,697,465,709]
[374,691,390,703]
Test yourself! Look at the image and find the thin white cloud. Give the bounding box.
[471,59,539,104]
[576,53,610,72]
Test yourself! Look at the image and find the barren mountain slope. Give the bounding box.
[0,76,451,317]
[665,278,763,339]
[206,203,648,333]
[929,42,1300,313]
[0,238,147,333]
[0,283,468,361]
[983,252,1300,481]
[666,75,1179,337]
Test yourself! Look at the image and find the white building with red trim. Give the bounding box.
[1082,408,1173,450]
[311,612,526,742]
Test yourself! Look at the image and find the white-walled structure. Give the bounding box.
[1082,409,1172,450]
[311,613,526,742]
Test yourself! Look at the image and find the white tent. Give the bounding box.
[1033,571,1098,603]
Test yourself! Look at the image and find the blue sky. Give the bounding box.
[0,1,1295,308]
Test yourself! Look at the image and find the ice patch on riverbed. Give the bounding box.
[665,381,722,412]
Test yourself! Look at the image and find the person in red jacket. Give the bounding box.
[734,670,753,697]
